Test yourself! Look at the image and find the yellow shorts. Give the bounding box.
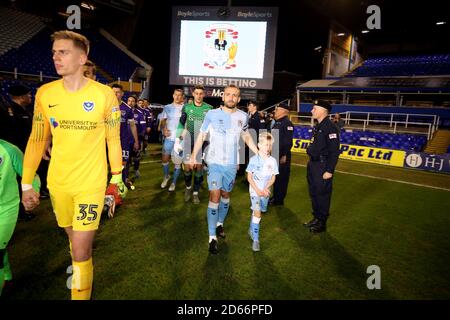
[49,188,105,231]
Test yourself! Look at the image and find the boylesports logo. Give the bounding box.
[50,117,59,128]
[83,101,95,112]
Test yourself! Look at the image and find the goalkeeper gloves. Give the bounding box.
[110,173,128,199]
[174,137,183,156]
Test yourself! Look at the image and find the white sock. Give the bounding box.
[252,215,261,224]
[209,236,217,242]
[220,197,230,204]
[193,191,198,195]
[216,222,223,227]
[208,201,219,210]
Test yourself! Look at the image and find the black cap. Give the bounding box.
[277,102,290,110]
[313,99,332,112]
[8,84,31,96]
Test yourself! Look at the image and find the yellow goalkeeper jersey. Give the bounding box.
[22,78,122,192]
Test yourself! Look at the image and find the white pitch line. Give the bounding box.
[291,163,450,192]
[140,159,449,192]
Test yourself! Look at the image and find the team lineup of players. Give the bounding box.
[116,84,279,255]
[0,30,284,300]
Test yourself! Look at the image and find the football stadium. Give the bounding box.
[0,0,449,307]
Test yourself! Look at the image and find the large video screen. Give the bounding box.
[170,7,278,90]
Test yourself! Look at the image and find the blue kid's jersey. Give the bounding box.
[246,154,279,196]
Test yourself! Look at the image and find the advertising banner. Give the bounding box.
[403,152,450,174]
[292,139,406,167]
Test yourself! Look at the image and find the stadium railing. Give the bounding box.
[0,68,59,82]
[341,111,437,139]
[290,111,435,140]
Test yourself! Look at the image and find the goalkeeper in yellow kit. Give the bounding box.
[21,30,126,300]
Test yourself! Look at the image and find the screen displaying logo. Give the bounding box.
[204,23,239,71]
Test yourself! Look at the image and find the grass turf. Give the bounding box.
[4,144,450,299]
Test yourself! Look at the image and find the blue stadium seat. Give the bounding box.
[0,28,143,84]
[293,126,427,152]
[347,53,450,77]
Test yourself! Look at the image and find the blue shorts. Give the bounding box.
[207,164,237,192]
[250,195,269,212]
[162,139,175,155]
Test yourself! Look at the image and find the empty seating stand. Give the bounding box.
[80,30,141,81]
[294,126,427,152]
[0,14,143,85]
[0,7,45,56]
[0,29,57,77]
[347,54,450,77]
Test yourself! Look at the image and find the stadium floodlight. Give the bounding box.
[361,30,370,34]
[58,11,70,17]
[81,2,96,10]
[436,21,446,25]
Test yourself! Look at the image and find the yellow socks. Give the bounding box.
[71,258,93,300]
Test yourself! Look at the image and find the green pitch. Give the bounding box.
[4,144,450,299]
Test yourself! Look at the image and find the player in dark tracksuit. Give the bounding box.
[304,100,340,233]
[269,102,294,206]
[1,85,42,221]
[139,99,153,154]
[111,84,139,187]
[128,96,146,179]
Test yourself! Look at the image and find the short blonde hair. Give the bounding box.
[224,84,240,96]
[258,132,274,148]
[51,30,90,55]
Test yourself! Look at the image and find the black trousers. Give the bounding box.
[37,160,49,192]
[273,160,291,203]
[307,161,333,223]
